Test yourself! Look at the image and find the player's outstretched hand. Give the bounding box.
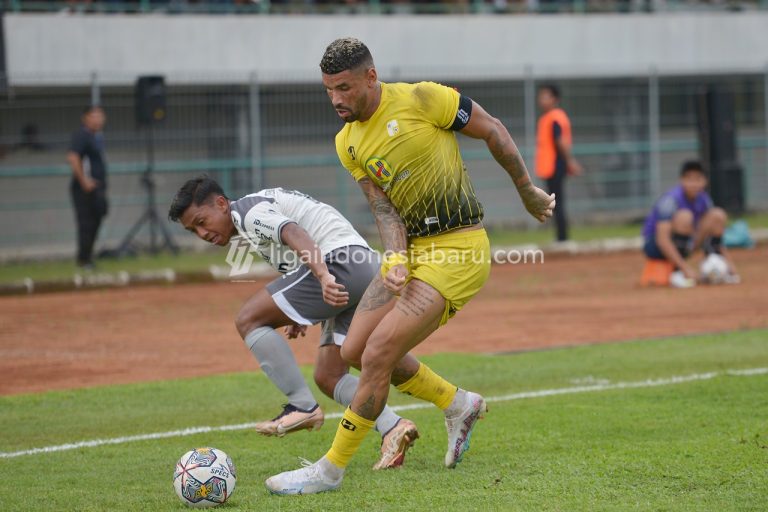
[520,186,556,223]
[320,272,349,307]
[383,264,409,295]
[284,324,308,339]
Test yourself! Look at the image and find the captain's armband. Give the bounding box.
[450,95,473,131]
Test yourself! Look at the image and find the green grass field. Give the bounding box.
[2,212,767,285]
[1,329,767,511]
[0,251,226,284]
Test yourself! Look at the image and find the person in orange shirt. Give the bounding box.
[536,84,582,242]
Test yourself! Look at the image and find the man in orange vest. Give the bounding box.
[536,84,582,242]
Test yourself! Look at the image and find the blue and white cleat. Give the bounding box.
[444,390,487,469]
[265,457,343,496]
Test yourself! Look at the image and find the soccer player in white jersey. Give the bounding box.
[168,175,419,470]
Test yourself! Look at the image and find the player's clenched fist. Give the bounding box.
[383,264,409,294]
[520,186,556,223]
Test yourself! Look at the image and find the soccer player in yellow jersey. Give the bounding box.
[266,37,555,495]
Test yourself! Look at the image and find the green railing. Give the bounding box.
[7,135,766,180]
[2,135,765,212]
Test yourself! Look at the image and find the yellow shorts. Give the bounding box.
[408,227,491,326]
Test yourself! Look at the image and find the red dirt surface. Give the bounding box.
[1,247,766,395]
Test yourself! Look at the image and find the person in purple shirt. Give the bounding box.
[643,160,737,282]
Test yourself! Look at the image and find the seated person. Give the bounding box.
[642,160,738,285]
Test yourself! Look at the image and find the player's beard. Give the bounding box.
[339,95,368,123]
[337,107,358,123]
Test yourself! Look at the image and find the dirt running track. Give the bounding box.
[1,247,766,395]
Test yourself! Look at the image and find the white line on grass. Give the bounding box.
[2,366,766,459]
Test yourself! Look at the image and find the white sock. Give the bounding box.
[318,456,345,480]
[444,388,467,417]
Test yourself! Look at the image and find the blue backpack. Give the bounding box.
[723,220,754,249]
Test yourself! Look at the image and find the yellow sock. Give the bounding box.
[396,362,457,411]
[325,408,375,469]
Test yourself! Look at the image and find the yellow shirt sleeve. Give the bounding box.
[414,81,461,130]
[335,130,366,181]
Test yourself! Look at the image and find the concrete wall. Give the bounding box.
[5,13,768,85]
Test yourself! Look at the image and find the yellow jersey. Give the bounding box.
[335,81,484,239]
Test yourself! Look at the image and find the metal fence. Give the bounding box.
[1,69,766,258]
[5,0,768,14]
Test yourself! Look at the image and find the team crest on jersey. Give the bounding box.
[347,146,356,160]
[365,157,393,185]
[386,120,399,137]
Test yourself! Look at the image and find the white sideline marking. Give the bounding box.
[2,367,766,459]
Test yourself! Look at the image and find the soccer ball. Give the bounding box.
[173,447,237,508]
[699,253,729,284]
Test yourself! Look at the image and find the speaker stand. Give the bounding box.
[116,125,179,256]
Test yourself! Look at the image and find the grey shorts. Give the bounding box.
[266,245,380,347]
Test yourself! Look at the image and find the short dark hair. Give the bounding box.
[538,84,560,100]
[680,160,706,177]
[320,37,374,75]
[168,175,227,222]
[82,105,103,115]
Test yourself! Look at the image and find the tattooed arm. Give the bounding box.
[358,177,408,253]
[460,101,556,223]
[358,177,409,293]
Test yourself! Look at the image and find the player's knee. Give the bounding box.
[340,342,362,368]
[671,209,694,235]
[360,339,398,376]
[708,207,728,227]
[234,306,265,339]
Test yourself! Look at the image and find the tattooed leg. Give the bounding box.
[339,275,396,367]
[350,278,445,421]
[358,274,395,313]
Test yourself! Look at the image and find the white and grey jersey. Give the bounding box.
[229,188,370,274]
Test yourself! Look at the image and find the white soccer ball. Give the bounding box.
[699,253,729,284]
[173,447,237,508]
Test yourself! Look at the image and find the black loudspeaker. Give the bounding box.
[0,11,7,93]
[135,75,166,125]
[709,161,744,215]
[696,86,744,214]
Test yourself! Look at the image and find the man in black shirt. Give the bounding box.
[66,106,108,268]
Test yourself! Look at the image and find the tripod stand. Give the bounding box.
[117,124,178,256]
